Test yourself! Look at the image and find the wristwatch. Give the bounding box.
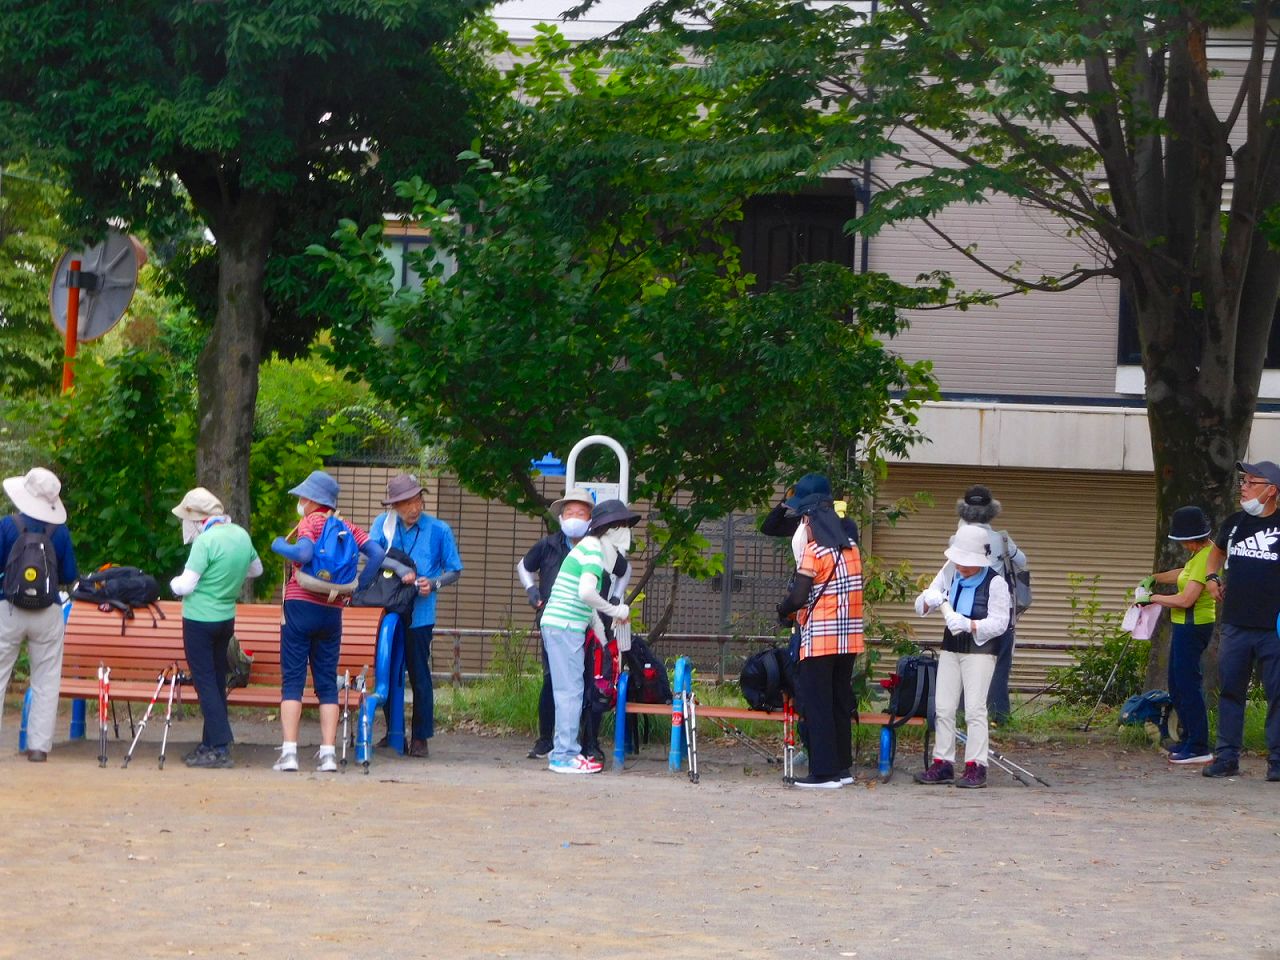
[1205,573,1222,584]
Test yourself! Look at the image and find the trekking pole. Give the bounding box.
[955,730,1051,787]
[1081,630,1136,732]
[339,669,351,772]
[782,695,797,784]
[157,665,181,770]
[97,662,110,768]
[682,672,699,784]
[122,669,169,768]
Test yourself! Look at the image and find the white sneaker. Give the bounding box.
[273,750,299,772]
[548,754,603,775]
[315,751,338,773]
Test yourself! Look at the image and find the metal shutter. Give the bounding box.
[869,466,1157,692]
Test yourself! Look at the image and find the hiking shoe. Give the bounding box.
[913,759,954,785]
[315,751,338,773]
[792,774,843,789]
[954,762,988,789]
[1268,761,1280,783]
[26,750,47,763]
[184,744,212,764]
[548,754,602,775]
[1201,756,1239,778]
[187,747,233,769]
[527,739,553,760]
[273,750,299,773]
[838,768,855,785]
[1168,749,1213,765]
[409,739,429,758]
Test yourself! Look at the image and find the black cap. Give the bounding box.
[588,499,641,534]
[1167,506,1212,541]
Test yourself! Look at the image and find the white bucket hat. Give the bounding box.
[549,487,595,518]
[945,524,992,568]
[171,487,225,522]
[3,467,67,525]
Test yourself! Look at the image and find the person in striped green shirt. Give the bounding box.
[540,499,640,774]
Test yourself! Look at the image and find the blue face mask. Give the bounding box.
[561,517,591,540]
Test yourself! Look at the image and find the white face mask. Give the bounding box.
[791,521,810,565]
[296,501,307,517]
[603,526,632,555]
[561,517,591,540]
[182,518,202,545]
[1242,496,1268,517]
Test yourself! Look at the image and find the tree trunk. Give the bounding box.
[195,200,276,532]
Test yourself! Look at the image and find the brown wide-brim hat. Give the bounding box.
[382,474,425,506]
[550,487,595,518]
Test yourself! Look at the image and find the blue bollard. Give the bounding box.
[668,658,688,771]
[878,725,895,780]
[19,687,31,752]
[612,671,630,772]
[69,699,86,740]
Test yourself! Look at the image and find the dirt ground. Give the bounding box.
[0,705,1277,960]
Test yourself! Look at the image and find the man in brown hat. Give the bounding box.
[0,467,79,761]
[368,474,463,757]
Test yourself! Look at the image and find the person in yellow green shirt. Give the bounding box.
[1146,506,1217,765]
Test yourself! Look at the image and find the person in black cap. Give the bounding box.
[761,472,859,546]
[1143,506,1216,764]
[1202,459,1280,780]
[955,484,1027,725]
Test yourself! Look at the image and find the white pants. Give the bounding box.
[0,602,66,753]
[933,650,996,766]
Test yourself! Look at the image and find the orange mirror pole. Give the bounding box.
[61,258,81,393]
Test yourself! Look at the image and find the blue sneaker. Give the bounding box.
[1168,749,1212,765]
[548,754,602,775]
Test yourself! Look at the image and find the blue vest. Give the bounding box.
[942,568,1009,656]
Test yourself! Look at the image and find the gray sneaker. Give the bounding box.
[315,751,338,773]
[187,747,233,769]
[273,750,299,772]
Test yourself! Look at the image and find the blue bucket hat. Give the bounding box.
[783,473,833,515]
[289,470,340,509]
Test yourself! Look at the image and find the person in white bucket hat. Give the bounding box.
[0,467,79,762]
[169,487,263,769]
[911,522,1012,789]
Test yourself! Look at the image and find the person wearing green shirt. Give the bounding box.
[169,487,263,769]
[1147,506,1217,765]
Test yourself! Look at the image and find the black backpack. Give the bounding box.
[624,637,671,704]
[72,564,165,634]
[885,651,937,729]
[351,547,417,620]
[3,515,60,610]
[739,646,795,712]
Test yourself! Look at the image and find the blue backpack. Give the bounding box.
[294,514,360,600]
[1119,690,1174,741]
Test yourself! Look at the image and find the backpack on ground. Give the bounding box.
[294,513,360,600]
[585,625,620,713]
[1120,689,1175,742]
[72,564,165,634]
[739,646,795,713]
[625,637,671,704]
[226,635,253,689]
[1001,532,1032,617]
[3,514,60,610]
[883,651,937,729]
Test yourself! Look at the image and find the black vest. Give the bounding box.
[941,568,1009,656]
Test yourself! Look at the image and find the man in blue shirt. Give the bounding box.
[0,468,79,762]
[369,474,463,757]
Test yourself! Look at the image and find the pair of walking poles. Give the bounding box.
[337,667,368,773]
[100,661,186,769]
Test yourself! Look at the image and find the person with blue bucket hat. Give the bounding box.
[270,470,384,773]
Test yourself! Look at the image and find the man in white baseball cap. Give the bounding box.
[0,467,79,762]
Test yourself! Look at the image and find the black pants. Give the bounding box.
[182,617,234,750]
[795,653,856,779]
[537,633,554,745]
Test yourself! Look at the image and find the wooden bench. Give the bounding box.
[41,600,409,766]
[614,656,927,783]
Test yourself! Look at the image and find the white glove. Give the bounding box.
[913,593,929,617]
[1134,585,1152,603]
[923,588,946,609]
[944,609,972,635]
[609,603,630,623]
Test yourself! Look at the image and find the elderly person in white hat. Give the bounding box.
[0,467,78,762]
[169,487,263,769]
[516,487,627,761]
[367,473,463,758]
[912,523,1012,789]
